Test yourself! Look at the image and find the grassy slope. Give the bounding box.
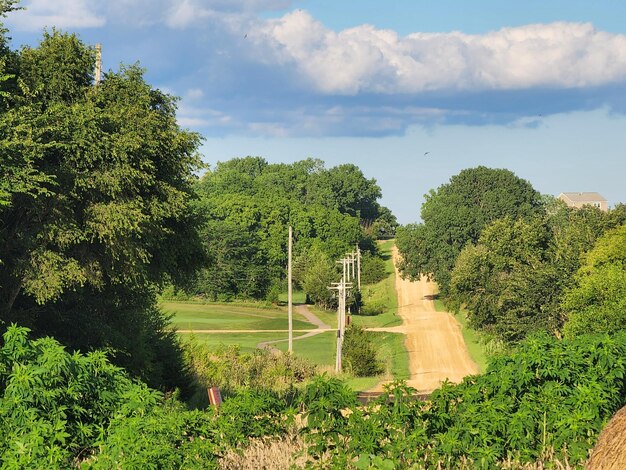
[434,299,488,373]
[163,301,312,331]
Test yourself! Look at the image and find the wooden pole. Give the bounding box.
[95,43,102,85]
[288,226,293,353]
[357,246,361,290]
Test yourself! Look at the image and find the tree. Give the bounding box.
[0,30,203,391]
[449,202,626,343]
[563,224,626,337]
[191,157,382,302]
[397,167,543,295]
[450,216,559,342]
[301,250,338,309]
[192,220,270,301]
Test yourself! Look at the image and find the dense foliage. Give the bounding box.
[396,166,543,295]
[0,26,202,390]
[449,202,626,344]
[0,325,295,469]
[302,333,626,468]
[190,156,392,303]
[563,223,626,337]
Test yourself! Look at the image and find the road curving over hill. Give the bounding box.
[370,246,478,393]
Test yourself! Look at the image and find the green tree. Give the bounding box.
[301,250,338,309]
[449,201,626,343]
[563,224,626,337]
[192,157,380,302]
[397,167,543,295]
[450,216,558,342]
[0,29,203,390]
[192,220,270,300]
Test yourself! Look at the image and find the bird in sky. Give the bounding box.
[424,152,430,156]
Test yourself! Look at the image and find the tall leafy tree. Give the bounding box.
[397,166,543,295]
[0,29,203,390]
[563,223,626,337]
[450,216,558,342]
[449,202,626,343]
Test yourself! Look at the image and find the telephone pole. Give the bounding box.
[288,226,293,353]
[356,245,361,290]
[94,43,102,85]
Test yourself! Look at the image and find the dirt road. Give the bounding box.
[372,247,478,393]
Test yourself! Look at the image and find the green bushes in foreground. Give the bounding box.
[3,324,626,468]
[0,325,293,468]
[305,333,626,468]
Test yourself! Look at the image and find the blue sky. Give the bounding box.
[4,1,626,223]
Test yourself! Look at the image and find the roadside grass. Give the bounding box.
[275,331,336,366]
[162,301,313,331]
[354,239,400,328]
[434,299,488,373]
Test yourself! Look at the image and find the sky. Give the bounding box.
[4,0,626,224]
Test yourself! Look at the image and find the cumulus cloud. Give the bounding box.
[256,11,626,95]
[7,0,105,31]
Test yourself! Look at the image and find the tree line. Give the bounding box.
[397,166,626,347]
[185,156,395,304]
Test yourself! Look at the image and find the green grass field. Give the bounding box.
[434,299,488,373]
[275,330,336,366]
[178,331,309,353]
[163,301,313,331]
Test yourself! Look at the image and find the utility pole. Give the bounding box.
[288,226,293,353]
[356,245,361,291]
[94,43,102,85]
[329,256,353,373]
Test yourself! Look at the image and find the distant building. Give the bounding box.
[558,192,608,212]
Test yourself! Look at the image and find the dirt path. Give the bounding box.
[369,246,478,393]
[257,304,332,350]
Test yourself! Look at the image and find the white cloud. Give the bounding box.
[7,0,105,31]
[256,11,626,94]
[186,88,205,99]
[177,102,235,129]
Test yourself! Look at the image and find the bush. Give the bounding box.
[182,337,317,404]
[0,324,162,468]
[360,299,385,316]
[361,253,387,285]
[302,333,626,468]
[342,325,383,377]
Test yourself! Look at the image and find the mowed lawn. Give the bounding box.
[162,301,314,331]
[179,332,310,354]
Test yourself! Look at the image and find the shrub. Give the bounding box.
[342,325,383,377]
[0,324,161,468]
[361,253,387,285]
[300,333,626,468]
[182,337,317,403]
